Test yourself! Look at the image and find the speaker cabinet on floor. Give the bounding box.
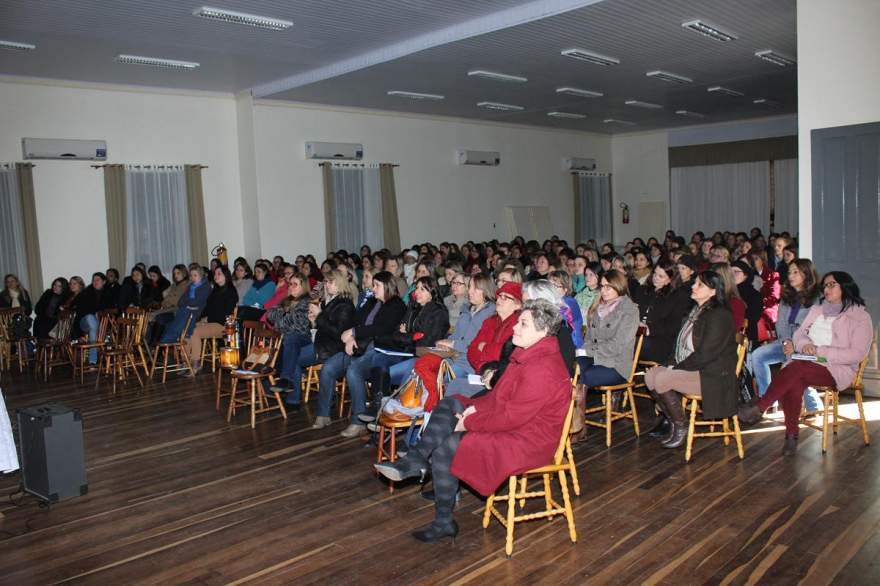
[16,404,87,503]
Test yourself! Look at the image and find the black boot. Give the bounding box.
[360,368,391,423]
[737,403,763,426]
[781,433,798,456]
[646,390,671,439]
[413,498,459,543]
[374,452,428,483]
[657,392,687,448]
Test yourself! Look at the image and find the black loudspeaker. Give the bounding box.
[16,404,88,503]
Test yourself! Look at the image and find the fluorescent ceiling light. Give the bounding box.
[477,101,524,112]
[707,85,743,97]
[625,100,662,109]
[0,40,36,51]
[681,19,738,42]
[193,6,293,30]
[387,90,444,101]
[547,112,586,119]
[467,70,527,83]
[755,49,796,67]
[675,110,706,119]
[603,119,636,126]
[115,54,200,70]
[753,98,780,106]
[560,48,620,66]
[556,87,603,98]
[646,70,693,84]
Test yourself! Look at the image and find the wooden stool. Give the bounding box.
[216,320,261,411]
[150,314,195,383]
[583,331,644,447]
[200,335,224,373]
[681,332,749,462]
[483,389,578,557]
[800,352,872,454]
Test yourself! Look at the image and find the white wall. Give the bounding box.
[252,101,611,258]
[797,0,880,257]
[610,131,670,245]
[0,78,244,287]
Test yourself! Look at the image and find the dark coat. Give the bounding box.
[314,296,356,361]
[737,282,763,343]
[452,336,571,496]
[353,296,407,351]
[117,280,156,310]
[33,289,67,339]
[0,288,32,315]
[639,285,693,363]
[671,304,738,419]
[375,300,449,353]
[201,284,238,325]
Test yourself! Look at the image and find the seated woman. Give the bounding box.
[525,252,552,281]
[33,278,69,339]
[403,261,434,304]
[636,260,693,363]
[104,269,122,308]
[263,274,311,403]
[548,270,584,349]
[72,272,114,364]
[357,268,374,308]
[443,282,522,398]
[748,251,780,342]
[159,266,212,345]
[147,264,189,344]
[0,274,33,315]
[750,259,822,409]
[313,271,406,436]
[443,269,469,330]
[384,256,409,299]
[374,299,572,543]
[739,271,873,455]
[731,260,763,344]
[574,262,600,321]
[432,274,496,379]
[644,271,738,448]
[232,263,253,301]
[238,262,276,321]
[117,266,154,309]
[571,270,640,441]
[712,263,746,332]
[146,266,171,306]
[186,266,238,375]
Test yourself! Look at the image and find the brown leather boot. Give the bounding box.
[645,390,671,439]
[570,384,587,443]
[657,392,687,448]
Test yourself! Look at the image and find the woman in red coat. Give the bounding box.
[375,299,572,543]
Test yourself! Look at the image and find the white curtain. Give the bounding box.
[125,168,191,273]
[0,166,29,289]
[577,173,613,244]
[774,158,799,235]
[331,166,384,252]
[671,161,770,237]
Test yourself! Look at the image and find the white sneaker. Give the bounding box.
[312,416,332,429]
[340,423,367,438]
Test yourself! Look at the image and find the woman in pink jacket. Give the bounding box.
[739,271,873,455]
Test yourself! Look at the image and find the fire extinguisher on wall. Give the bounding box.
[620,202,630,224]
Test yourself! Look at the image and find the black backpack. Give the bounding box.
[9,313,32,341]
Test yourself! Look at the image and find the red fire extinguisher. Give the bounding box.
[620,203,630,224]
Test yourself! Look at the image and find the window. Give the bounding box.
[0,165,29,286]
[574,172,613,244]
[125,168,192,272]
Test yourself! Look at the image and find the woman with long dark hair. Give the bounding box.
[739,271,873,455]
[644,270,739,448]
[186,266,238,375]
[33,277,69,339]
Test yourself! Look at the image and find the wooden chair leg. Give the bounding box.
[685,399,698,462]
[130,352,144,387]
[482,491,495,528]
[505,476,517,558]
[628,388,640,437]
[733,416,744,459]
[565,437,581,496]
[832,392,840,435]
[822,390,831,453]
[250,380,257,429]
[542,473,553,513]
[855,389,871,446]
[215,370,223,411]
[721,418,731,445]
[226,378,238,422]
[558,469,577,544]
[605,391,612,448]
[162,348,170,384]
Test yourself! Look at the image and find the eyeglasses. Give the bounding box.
[599,284,614,290]
[451,280,467,287]
[823,281,839,289]
[497,293,518,302]
[551,281,564,289]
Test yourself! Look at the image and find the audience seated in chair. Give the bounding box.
[147,264,189,344]
[72,272,114,364]
[159,266,211,346]
[187,265,238,375]
[263,274,311,406]
[33,277,69,340]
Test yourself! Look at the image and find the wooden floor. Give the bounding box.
[0,367,879,585]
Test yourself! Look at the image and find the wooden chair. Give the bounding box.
[121,307,151,377]
[150,314,195,383]
[35,310,76,382]
[199,307,237,373]
[375,360,454,492]
[71,309,116,383]
[302,363,350,416]
[96,317,145,394]
[800,350,872,454]
[226,325,287,428]
[482,388,578,558]
[0,307,34,373]
[680,332,749,462]
[216,320,260,411]
[583,330,645,447]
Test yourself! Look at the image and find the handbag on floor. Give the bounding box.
[738,364,756,405]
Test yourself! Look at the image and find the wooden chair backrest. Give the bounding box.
[734,331,748,378]
[551,389,577,465]
[240,320,263,353]
[176,314,194,344]
[112,318,140,351]
[0,307,24,339]
[571,362,580,389]
[625,329,646,384]
[94,309,117,341]
[437,359,455,399]
[54,310,76,343]
[852,336,877,389]
[242,326,282,369]
[120,307,147,343]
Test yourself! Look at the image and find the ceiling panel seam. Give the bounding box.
[249,0,607,98]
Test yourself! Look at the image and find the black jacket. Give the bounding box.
[639,285,693,363]
[202,284,238,325]
[737,282,763,343]
[73,285,113,319]
[34,289,67,339]
[353,297,407,352]
[314,296,356,361]
[376,300,449,353]
[117,280,156,310]
[671,304,738,418]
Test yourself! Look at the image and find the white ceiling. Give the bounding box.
[0,0,797,134]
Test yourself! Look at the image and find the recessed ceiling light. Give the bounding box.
[707,85,744,97]
[754,49,796,67]
[646,70,693,84]
[603,119,636,126]
[625,100,663,109]
[193,6,293,30]
[547,112,587,119]
[681,19,738,42]
[556,87,604,98]
[477,101,524,112]
[467,70,527,83]
[676,110,706,119]
[387,90,444,101]
[115,54,200,70]
[0,40,36,51]
[560,48,620,66]
[753,98,780,106]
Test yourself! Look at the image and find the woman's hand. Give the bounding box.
[802,343,818,356]
[344,339,357,356]
[782,339,794,358]
[341,328,354,343]
[454,406,475,432]
[481,369,495,388]
[436,339,453,350]
[399,323,407,334]
[477,341,486,352]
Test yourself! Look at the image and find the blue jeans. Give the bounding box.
[79,314,99,363]
[577,356,625,386]
[279,331,311,394]
[289,343,319,404]
[750,341,820,411]
[318,348,377,420]
[317,351,349,418]
[160,308,199,343]
[372,352,413,387]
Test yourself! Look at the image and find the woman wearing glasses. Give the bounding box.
[443,269,470,330]
[739,272,873,455]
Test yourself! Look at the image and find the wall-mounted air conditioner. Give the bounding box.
[22,138,107,161]
[305,141,363,160]
[563,157,596,171]
[456,149,500,166]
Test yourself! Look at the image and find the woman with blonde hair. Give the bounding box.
[711,263,745,332]
[264,274,312,408]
